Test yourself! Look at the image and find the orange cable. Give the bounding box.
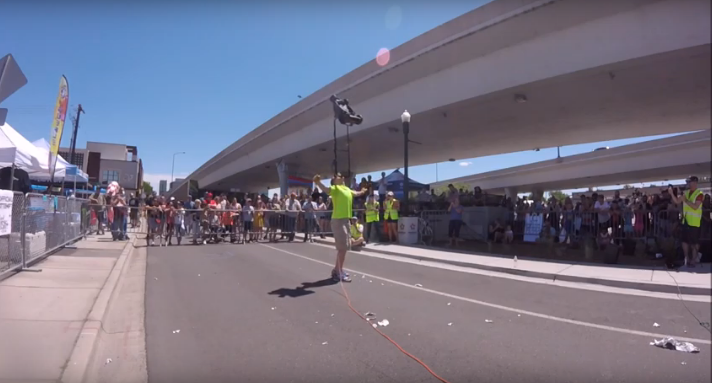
[339,280,453,383]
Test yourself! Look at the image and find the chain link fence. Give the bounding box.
[0,192,90,279]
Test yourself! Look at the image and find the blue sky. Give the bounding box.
[0,1,684,193]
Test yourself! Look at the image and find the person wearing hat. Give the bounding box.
[313,172,368,282]
[350,216,365,248]
[384,191,400,243]
[669,176,704,268]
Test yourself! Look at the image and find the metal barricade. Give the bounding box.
[21,193,88,265]
[128,207,370,246]
[0,192,26,279]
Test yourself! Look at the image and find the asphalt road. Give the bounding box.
[145,241,712,383]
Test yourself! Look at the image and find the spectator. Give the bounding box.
[349,216,365,248]
[448,199,464,247]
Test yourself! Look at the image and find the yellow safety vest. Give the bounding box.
[365,201,379,223]
[351,224,362,239]
[385,199,399,220]
[682,189,702,227]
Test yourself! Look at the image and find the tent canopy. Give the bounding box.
[31,138,88,183]
[0,122,58,175]
[381,169,429,199]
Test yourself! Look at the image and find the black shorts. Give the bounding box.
[682,224,700,245]
[448,220,462,238]
[244,221,254,232]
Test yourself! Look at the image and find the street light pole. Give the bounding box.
[401,110,411,216]
[171,151,185,187]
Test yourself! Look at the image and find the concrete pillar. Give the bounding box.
[531,189,544,202]
[276,160,289,198]
[504,187,519,199]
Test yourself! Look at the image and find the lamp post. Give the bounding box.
[401,110,411,215]
[170,151,185,187]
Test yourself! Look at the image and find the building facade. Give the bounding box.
[159,180,167,195]
[59,141,143,194]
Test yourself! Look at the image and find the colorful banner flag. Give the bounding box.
[48,75,69,182]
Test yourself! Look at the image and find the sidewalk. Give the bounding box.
[0,233,133,383]
[301,235,712,296]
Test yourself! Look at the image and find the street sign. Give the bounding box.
[0,54,28,105]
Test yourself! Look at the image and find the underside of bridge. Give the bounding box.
[205,44,711,193]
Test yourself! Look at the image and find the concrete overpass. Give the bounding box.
[431,130,712,196]
[171,0,711,196]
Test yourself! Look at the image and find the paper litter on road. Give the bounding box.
[377,319,390,327]
[154,277,158,280]
[105,358,112,365]
[369,280,372,283]
[681,361,687,365]
[650,337,700,353]
[322,341,328,345]
[172,329,180,334]
[271,307,275,310]
[485,319,493,323]
[198,274,201,277]
[653,322,660,328]
[448,322,452,326]
[372,323,377,328]
[447,302,451,306]
[362,275,365,279]
[364,312,376,318]
[315,321,319,324]
[331,314,334,317]
[415,283,423,287]
[517,314,521,317]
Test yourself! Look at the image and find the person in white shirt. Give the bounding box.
[302,196,318,242]
[593,194,611,234]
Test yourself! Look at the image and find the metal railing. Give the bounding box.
[419,208,712,245]
[84,206,378,246]
[0,192,91,279]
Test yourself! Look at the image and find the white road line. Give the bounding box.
[308,242,711,303]
[261,244,712,345]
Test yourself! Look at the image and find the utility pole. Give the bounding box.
[68,104,84,167]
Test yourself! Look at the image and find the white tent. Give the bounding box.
[0,122,60,177]
[31,138,88,183]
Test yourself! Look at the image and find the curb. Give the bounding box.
[306,237,711,296]
[60,235,138,383]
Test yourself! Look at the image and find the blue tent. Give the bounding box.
[381,169,428,199]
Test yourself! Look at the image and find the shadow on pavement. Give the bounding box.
[268,278,338,298]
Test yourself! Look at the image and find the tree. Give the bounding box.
[142,181,153,195]
[548,190,568,202]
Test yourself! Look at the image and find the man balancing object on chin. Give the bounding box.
[313,172,369,282]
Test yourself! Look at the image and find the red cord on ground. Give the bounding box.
[339,281,452,383]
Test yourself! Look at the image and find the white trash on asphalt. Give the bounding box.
[377,319,390,327]
[105,358,112,365]
[447,302,451,306]
[485,319,493,323]
[172,329,180,334]
[448,322,453,326]
[322,341,328,345]
[415,283,423,287]
[653,322,660,328]
[372,323,377,328]
[271,307,275,310]
[650,337,700,353]
[364,312,377,318]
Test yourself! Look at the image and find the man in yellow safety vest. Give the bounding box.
[364,194,381,244]
[669,176,704,268]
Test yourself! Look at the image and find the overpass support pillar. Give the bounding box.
[530,189,545,202]
[277,160,289,197]
[504,187,519,199]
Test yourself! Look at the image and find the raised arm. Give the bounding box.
[313,175,330,196]
[351,187,369,198]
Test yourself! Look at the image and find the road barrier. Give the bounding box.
[0,192,91,279]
